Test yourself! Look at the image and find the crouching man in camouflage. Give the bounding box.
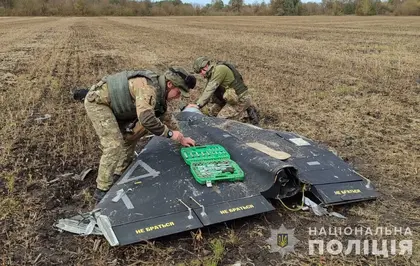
[187,56,259,125]
[84,67,196,201]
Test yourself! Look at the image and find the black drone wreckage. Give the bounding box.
[55,108,379,246]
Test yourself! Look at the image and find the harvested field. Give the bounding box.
[0,16,419,266]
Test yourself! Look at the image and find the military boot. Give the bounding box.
[113,174,121,183]
[93,188,109,202]
[246,105,260,126]
[72,88,89,101]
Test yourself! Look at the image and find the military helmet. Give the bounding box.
[165,66,196,97]
[193,56,210,74]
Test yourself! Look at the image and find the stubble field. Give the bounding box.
[0,16,419,266]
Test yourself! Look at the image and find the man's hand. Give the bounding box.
[186,103,199,109]
[171,130,184,142]
[180,137,196,147]
[171,131,196,147]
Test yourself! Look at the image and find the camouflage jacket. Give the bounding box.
[196,64,235,107]
[93,76,178,137]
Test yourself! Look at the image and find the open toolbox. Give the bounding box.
[180,144,244,186]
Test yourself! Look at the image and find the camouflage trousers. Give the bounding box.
[207,91,252,121]
[84,90,147,191]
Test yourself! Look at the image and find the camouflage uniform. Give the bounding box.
[193,57,259,124]
[84,68,191,192]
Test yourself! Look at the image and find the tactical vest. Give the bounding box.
[216,61,248,96]
[102,70,167,121]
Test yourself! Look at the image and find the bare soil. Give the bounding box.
[0,16,419,266]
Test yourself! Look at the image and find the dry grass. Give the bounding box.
[0,16,419,266]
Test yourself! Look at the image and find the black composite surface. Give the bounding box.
[95,111,379,245]
[177,112,379,205]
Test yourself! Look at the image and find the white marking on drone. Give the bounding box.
[117,160,160,185]
[112,188,134,209]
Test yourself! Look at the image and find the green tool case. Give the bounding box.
[180,144,244,186]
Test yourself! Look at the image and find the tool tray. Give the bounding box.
[180,144,244,185]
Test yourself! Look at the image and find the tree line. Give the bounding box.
[0,0,419,16]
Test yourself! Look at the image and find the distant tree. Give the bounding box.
[373,0,392,14]
[394,0,420,15]
[301,2,323,15]
[251,0,270,14]
[356,0,376,15]
[274,0,301,14]
[0,0,14,8]
[140,0,153,15]
[212,0,224,10]
[322,0,343,15]
[229,0,244,12]
[283,0,295,14]
[343,0,356,14]
[270,0,285,15]
[261,0,268,9]
[172,0,182,6]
